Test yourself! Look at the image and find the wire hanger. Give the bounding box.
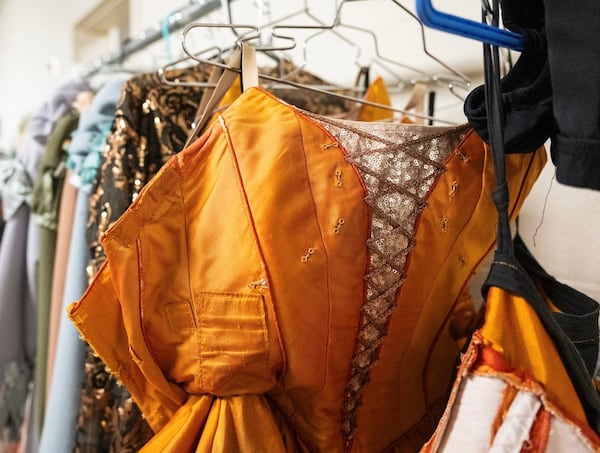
[159,22,298,90]
[388,0,471,95]
[216,0,386,93]
[221,0,296,65]
[271,0,471,98]
[273,7,411,90]
[180,26,460,125]
[221,0,366,90]
[264,6,389,92]
[158,45,223,87]
[271,0,424,84]
[415,0,523,51]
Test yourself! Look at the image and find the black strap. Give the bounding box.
[481,0,600,434]
[482,1,513,260]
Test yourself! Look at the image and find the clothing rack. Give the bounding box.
[82,0,223,76]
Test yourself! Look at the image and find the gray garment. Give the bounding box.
[0,203,35,441]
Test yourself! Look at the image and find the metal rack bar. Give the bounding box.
[83,0,222,76]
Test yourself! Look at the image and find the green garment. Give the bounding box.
[32,109,79,229]
[31,108,79,432]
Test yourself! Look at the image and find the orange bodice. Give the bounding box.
[69,88,545,452]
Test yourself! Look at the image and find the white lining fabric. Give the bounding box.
[438,375,506,452]
[434,373,598,452]
[488,391,541,452]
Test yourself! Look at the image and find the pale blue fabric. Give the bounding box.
[67,76,127,187]
[38,75,126,453]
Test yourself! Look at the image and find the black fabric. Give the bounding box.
[513,235,600,376]
[467,0,600,190]
[480,3,600,433]
[464,30,554,155]
[500,0,544,32]
[543,0,600,190]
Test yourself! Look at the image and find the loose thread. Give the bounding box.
[533,171,555,247]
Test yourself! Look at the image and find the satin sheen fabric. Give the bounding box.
[69,88,545,452]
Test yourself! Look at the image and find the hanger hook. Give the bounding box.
[182,23,261,60]
[158,45,222,87]
[252,31,297,51]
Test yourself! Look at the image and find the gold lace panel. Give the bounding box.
[305,112,469,443]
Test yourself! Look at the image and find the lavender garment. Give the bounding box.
[18,78,90,182]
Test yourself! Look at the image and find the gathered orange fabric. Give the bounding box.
[69,87,545,452]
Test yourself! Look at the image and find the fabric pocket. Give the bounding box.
[163,291,275,396]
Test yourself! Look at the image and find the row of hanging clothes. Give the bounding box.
[1,0,599,451]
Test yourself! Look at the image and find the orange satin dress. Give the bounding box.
[69,87,546,452]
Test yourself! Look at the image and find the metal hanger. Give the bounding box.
[221,0,301,64]
[389,0,471,92]
[158,45,223,87]
[182,4,367,94]
[271,0,471,99]
[224,0,364,88]
[157,22,258,88]
[271,2,409,90]
[158,22,297,89]
[182,22,297,53]
[212,0,379,93]
[179,29,459,125]
[269,19,382,92]
[271,0,422,85]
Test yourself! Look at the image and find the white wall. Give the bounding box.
[0,0,98,149]
[0,0,485,149]
[519,151,600,302]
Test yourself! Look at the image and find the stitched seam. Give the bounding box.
[294,113,332,400]
[174,153,203,388]
[218,114,286,374]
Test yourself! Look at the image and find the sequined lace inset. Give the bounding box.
[306,112,469,443]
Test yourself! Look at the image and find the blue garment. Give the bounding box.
[38,76,126,453]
